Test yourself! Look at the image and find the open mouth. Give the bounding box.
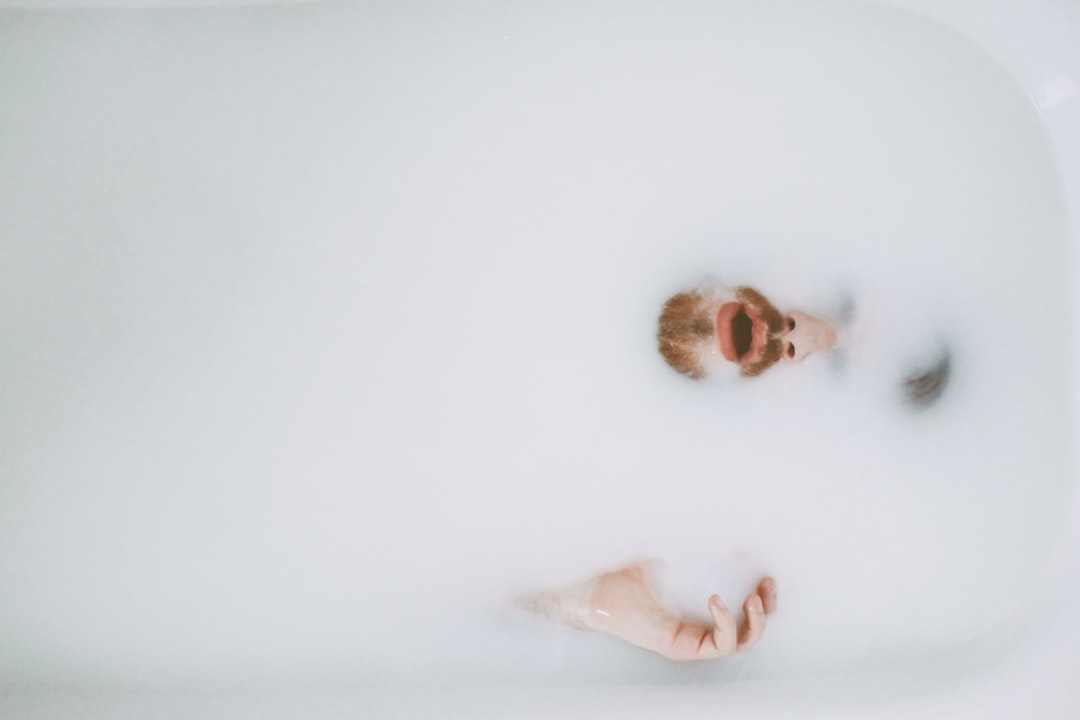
[731,308,754,359]
[716,302,766,364]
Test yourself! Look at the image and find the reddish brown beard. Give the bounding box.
[741,337,784,377]
[736,286,786,334]
[735,286,786,377]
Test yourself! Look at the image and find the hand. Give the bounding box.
[702,577,778,657]
[566,563,778,661]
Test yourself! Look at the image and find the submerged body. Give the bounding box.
[0,0,1069,692]
[657,280,950,407]
[657,283,837,380]
[524,563,778,661]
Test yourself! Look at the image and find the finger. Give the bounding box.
[757,577,778,615]
[708,594,738,655]
[737,593,766,652]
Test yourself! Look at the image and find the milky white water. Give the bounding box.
[0,0,1074,689]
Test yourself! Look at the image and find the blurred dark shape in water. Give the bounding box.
[903,347,951,410]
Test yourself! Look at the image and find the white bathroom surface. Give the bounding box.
[0,0,1074,693]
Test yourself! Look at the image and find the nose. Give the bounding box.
[782,311,837,362]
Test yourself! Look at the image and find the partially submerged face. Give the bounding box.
[657,285,837,380]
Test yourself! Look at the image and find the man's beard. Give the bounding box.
[735,286,786,377]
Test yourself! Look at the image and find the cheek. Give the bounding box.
[746,340,786,375]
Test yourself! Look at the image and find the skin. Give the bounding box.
[659,283,950,406]
[711,289,837,374]
[715,288,950,407]
[526,563,778,661]
[657,284,838,380]
[771,311,837,363]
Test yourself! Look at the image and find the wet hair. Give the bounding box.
[902,348,951,409]
[656,291,713,379]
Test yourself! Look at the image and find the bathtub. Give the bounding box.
[1,0,1078,717]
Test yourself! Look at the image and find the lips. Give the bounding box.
[716,302,769,364]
